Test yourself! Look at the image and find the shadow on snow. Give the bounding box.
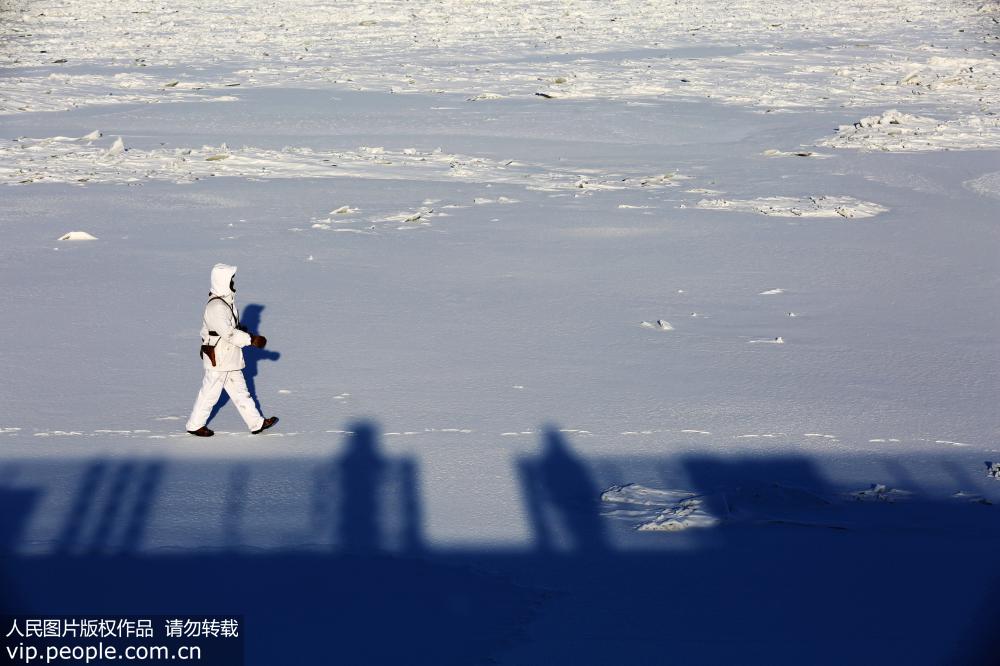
[1,424,999,665]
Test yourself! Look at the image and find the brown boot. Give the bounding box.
[187,426,214,437]
[251,416,278,435]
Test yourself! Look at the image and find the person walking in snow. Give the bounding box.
[186,263,278,437]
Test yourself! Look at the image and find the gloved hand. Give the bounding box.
[250,335,267,349]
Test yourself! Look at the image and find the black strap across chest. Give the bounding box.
[206,295,239,330]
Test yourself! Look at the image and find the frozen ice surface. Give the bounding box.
[1,0,999,662]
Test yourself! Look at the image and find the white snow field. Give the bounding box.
[2,0,1000,663]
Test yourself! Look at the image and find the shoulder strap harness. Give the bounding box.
[203,295,240,345]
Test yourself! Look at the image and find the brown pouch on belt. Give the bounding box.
[200,345,217,367]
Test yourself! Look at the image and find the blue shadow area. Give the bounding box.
[1,424,999,665]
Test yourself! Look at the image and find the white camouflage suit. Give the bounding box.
[185,263,265,432]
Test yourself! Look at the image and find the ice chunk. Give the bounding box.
[57,231,98,241]
[602,484,721,532]
[699,196,887,219]
[602,484,695,507]
[849,483,912,503]
[637,497,721,532]
[106,136,125,156]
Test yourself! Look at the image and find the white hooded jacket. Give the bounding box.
[200,263,252,372]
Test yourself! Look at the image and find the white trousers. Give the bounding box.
[186,369,264,432]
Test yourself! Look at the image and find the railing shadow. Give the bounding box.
[0,471,40,614]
